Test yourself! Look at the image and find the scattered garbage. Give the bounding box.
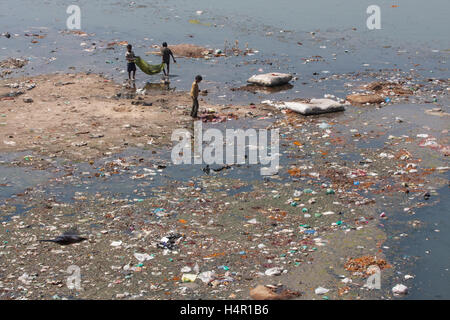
[0,9,448,301]
[364,81,413,96]
[250,285,301,300]
[180,266,192,273]
[157,233,183,250]
[0,57,28,69]
[134,253,154,262]
[344,256,391,275]
[182,274,197,283]
[315,287,330,295]
[265,267,283,276]
[198,271,217,284]
[392,284,408,295]
[110,240,122,247]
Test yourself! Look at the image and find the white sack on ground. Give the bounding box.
[263,99,345,115]
[247,73,292,87]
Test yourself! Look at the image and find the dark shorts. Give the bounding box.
[127,62,136,72]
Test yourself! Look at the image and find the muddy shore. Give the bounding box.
[0,73,272,162]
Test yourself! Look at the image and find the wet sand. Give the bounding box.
[0,73,272,161]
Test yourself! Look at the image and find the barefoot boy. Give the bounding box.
[161,42,176,77]
[126,44,136,81]
[190,75,202,118]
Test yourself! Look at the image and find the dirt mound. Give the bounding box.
[364,81,413,96]
[347,81,415,105]
[346,93,384,105]
[0,73,270,159]
[147,44,211,59]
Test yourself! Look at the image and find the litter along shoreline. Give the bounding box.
[0,71,448,300]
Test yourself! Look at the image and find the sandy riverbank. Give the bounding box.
[0,73,273,161]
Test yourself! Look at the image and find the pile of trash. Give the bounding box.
[344,255,392,275]
[2,81,36,91]
[0,57,28,69]
[198,113,238,123]
[346,81,416,105]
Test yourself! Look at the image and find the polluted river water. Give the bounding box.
[0,0,449,300]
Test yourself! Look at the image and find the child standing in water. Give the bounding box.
[161,42,176,78]
[190,75,202,118]
[126,44,136,81]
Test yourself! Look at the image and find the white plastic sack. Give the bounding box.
[134,253,154,262]
[247,73,292,87]
[198,271,217,284]
[315,287,330,295]
[392,284,408,295]
[264,99,345,116]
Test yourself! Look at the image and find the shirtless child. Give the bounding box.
[161,42,176,77]
[126,44,136,81]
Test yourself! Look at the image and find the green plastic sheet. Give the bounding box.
[135,56,165,75]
